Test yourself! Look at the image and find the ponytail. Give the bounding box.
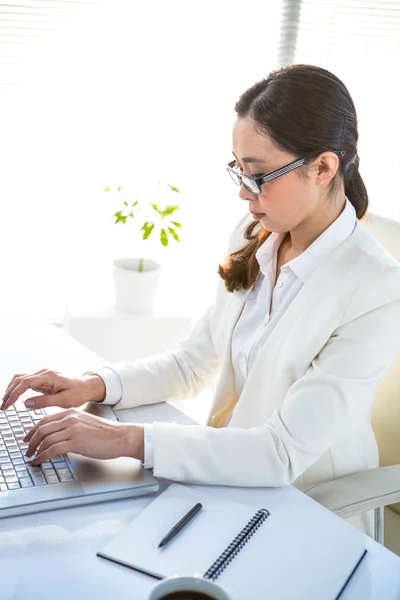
[343,155,368,219]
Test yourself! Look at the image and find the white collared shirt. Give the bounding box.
[231,197,357,412]
[96,197,357,467]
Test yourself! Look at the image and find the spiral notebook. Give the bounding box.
[97,483,269,581]
[97,483,366,599]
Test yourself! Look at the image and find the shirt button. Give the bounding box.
[277,281,283,288]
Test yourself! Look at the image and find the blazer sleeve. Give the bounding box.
[150,266,400,487]
[99,213,250,411]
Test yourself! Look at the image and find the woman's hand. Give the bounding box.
[23,408,145,465]
[1,369,106,412]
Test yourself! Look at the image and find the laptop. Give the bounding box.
[0,398,160,519]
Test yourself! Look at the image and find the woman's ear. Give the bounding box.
[314,152,340,187]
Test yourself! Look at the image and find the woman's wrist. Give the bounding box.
[82,372,106,403]
[123,423,145,463]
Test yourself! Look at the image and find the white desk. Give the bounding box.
[0,317,400,600]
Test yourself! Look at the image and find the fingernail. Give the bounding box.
[25,400,35,408]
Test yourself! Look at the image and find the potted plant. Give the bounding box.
[103,182,182,313]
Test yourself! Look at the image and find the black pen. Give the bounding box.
[158,502,203,548]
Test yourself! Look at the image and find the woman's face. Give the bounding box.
[231,117,323,233]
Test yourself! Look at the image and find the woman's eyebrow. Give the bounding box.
[231,151,267,164]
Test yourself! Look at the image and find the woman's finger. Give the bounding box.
[23,408,78,443]
[1,374,24,401]
[3,373,57,409]
[2,369,47,403]
[33,430,71,459]
[33,441,71,466]
[23,390,72,411]
[26,418,70,457]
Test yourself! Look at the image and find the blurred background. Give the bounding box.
[0,0,399,336]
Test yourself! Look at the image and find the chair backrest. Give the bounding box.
[362,212,400,468]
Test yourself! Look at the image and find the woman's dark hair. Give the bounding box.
[218,63,368,292]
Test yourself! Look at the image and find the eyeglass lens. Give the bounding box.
[228,168,259,194]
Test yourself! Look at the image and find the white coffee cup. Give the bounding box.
[148,574,231,600]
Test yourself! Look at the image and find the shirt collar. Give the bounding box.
[255,196,357,283]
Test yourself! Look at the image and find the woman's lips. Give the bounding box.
[250,211,265,219]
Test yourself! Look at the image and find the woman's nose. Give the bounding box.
[238,184,257,202]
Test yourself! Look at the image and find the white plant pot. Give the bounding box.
[112,258,161,314]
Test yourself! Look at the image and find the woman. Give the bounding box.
[2,64,400,536]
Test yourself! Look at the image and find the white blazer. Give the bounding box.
[107,212,400,492]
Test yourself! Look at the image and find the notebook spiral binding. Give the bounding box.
[203,508,270,581]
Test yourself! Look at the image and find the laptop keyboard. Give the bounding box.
[0,402,76,492]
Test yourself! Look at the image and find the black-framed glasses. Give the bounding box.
[226,157,305,195]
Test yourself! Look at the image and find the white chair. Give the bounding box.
[304,212,400,555]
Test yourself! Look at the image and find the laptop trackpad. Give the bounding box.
[67,453,151,494]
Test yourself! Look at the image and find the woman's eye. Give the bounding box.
[234,162,262,178]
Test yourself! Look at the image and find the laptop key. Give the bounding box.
[0,483,7,491]
[3,469,16,477]
[7,482,21,490]
[45,473,59,484]
[5,475,18,483]
[14,464,28,473]
[31,473,46,485]
[9,452,21,459]
[58,472,74,482]
[27,465,42,475]
[24,455,36,463]
[43,467,56,477]
[51,456,65,463]
[54,461,67,469]
[55,467,71,476]
[19,477,33,488]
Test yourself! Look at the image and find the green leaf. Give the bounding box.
[141,221,155,240]
[117,185,122,192]
[131,200,139,208]
[168,184,180,193]
[160,228,169,247]
[170,220,182,228]
[113,211,127,225]
[168,227,180,242]
[102,186,111,192]
[159,205,179,219]
[123,200,128,207]
[151,203,160,213]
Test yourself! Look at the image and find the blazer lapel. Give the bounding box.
[208,229,359,428]
[206,286,252,426]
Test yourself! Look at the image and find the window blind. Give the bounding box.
[277,0,400,220]
[0,1,282,321]
[0,1,101,92]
